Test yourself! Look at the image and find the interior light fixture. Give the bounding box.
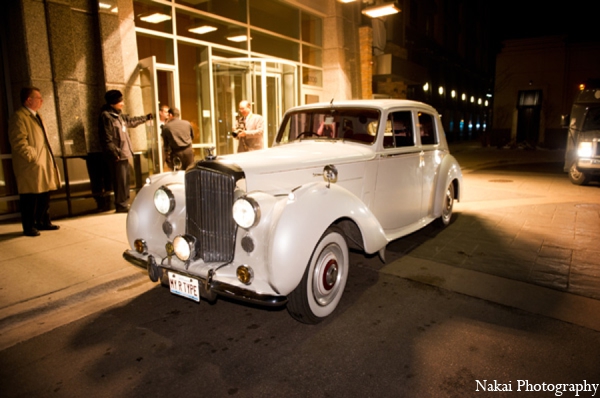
[98,2,111,9]
[338,0,357,3]
[362,2,400,18]
[227,34,250,42]
[189,25,217,35]
[140,12,172,24]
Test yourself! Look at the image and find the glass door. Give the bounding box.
[208,58,298,154]
[139,56,177,174]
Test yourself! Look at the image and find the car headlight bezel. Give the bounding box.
[232,196,260,229]
[154,186,176,215]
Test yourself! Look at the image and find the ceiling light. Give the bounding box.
[227,34,250,42]
[140,13,172,24]
[362,2,400,18]
[338,0,357,3]
[98,2,111,9]
[189,25,218,35]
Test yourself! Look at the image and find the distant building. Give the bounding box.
[492,36,600,148]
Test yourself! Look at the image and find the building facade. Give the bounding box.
[0,0,494,220]
[492,36,600,149]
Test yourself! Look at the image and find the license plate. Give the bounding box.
[168,272,200,302]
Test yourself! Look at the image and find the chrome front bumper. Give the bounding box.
[122,250,287,307]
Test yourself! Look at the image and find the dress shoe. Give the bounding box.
[115,206,129,213]
[36,223,60,231]
[23,228,40,237]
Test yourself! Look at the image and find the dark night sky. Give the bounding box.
[491,1,600,44]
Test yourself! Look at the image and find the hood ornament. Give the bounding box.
[204,146,217,160]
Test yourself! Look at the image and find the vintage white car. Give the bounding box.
[123,99,463,324]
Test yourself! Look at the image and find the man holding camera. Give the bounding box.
[234,100,264,152]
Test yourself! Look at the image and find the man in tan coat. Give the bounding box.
[8,87,61,236]
[234,100,264,152]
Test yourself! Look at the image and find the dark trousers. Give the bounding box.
[108,158,131,210]
[169,146,194,170]
[20,192,51,232]
[85,152,112,209]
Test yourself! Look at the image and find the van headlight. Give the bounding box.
[154,186,175,215]
[577,141,593,158]
[232,197,260,229]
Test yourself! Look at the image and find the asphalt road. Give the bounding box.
[1,253,599,397]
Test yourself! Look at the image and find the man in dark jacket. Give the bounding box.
[161,107,194,170]
[98,90,152,213]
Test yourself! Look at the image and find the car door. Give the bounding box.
[417,111,440,219]
[371,110,422,233]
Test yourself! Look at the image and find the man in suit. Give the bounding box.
[8,87,61,237]
[161,107,194,170]
[234,100,264,152]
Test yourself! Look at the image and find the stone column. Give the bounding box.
[97,0,146,152]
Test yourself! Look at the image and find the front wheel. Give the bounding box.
[287,226,349,324]
[435,181,455,227]
[568,163,590,186]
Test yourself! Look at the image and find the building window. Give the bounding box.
[175,0,248,23]
[134,0,173,34]
[250,0,299,39]
[136,32,175,64]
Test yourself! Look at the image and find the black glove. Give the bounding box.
[146,113,154,121]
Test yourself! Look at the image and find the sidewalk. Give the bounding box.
[0,141,599,351]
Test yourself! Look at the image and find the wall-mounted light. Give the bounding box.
[362,2,400,18]
[140,13,171,23]
[423,82,429,92]
[438,86,444,95]
[451,90,456,98]
[189,25,217,35]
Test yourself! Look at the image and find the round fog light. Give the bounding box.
[173,235,196,261]
[236,265,254,285]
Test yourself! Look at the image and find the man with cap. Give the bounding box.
[98,89,153,213]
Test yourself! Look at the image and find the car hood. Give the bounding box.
[216,141,375,194]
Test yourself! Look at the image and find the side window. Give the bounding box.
[384,111,414,148]
[418,112,438,145]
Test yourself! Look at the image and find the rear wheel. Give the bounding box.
[287,226,349,324]
[435,181,455,227]
[568,163,590,186]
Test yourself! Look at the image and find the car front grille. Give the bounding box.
[185,166,237,262]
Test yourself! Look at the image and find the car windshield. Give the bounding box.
[583,106,600,131]
[275,107,380,145]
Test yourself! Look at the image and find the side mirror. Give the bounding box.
[560,114,570,129]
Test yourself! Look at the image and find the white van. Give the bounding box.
[562,88,600,185]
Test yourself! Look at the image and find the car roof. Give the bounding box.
[287,99,439,114]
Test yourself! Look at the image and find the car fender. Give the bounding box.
[126,172,186,256]
[266,181,387,295]
[431,154,462,218]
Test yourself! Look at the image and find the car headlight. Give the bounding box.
[577,141,593,158]
[173,235,196,261]
[154,186,175,215]
[232,197,260,229]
